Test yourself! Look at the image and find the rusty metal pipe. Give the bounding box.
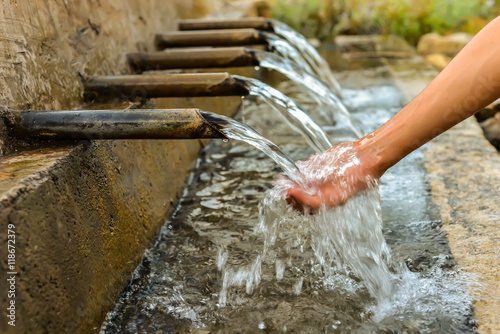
[178,18,274,32]
[8,109,226,140]
[155,29,268,50]
[127,47,259,73]
[84,73,250,98]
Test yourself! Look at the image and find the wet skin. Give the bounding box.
[287,16,500,210]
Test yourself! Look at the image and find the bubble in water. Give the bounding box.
[293,277,304,295]
[276,259,285,280]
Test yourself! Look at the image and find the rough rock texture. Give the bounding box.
[0,0,250,333]
[0,0,213,110]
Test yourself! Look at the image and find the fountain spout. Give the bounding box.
[127,47,259,73]
[154,29,268,50]
[122,48,360,137]
[5,109,304,181]
[178,17,275,32]
[84,73,250,99]
[6,109,227,140]
[83,72,331,152]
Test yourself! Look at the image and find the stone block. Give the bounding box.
[424,53,452,71]
[417,32,473,56]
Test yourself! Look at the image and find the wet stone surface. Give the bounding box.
[101,64,478,333]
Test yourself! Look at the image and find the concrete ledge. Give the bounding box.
[1,140,202,333]
[424,121,500,333]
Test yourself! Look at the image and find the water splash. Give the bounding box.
[219,144,479,331]
[253,50,362,137]
[271,20,344,97]
[233,75,333,152]
[219,144,396,304]
[369,255,480,325]
[200,111,302,182]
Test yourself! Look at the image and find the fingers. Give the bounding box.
[286,187,348,212]
[287,188,322,210]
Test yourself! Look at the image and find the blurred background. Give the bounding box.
[272,0,500,44]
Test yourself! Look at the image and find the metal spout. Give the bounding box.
[178,18,274,32]
[127,47,259,73]
[155,29,268,50]
[7,109,227,140]
[84,72,250,98]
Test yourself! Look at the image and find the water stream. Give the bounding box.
[262,32,342,98]
[200,111,301,182]
[233,75,333,152]
[271,20,344,97]
[253,50,362,137]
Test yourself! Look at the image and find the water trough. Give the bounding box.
[99,32,499,334]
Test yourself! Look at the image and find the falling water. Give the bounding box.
[233,75,333,152]
[253,50,363,138]
[262,32,343,98]
[219,144,396,306]
[200,111,302,182]
[269,21,344,97]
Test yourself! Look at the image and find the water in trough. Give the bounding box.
[100,41,478,334]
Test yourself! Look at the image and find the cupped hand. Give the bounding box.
[285,141,380,211]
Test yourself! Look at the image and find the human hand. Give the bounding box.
[285,141,380,212]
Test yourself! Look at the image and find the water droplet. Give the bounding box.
[254,65,260,71]
[222,138,229,143]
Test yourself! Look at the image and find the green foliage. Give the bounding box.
[272,0,500,44]
[273,0,341,40]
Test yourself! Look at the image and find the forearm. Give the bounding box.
[359,16,500,177]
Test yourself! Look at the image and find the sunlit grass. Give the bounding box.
[272,0,500,44]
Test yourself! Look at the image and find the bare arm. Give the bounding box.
[287,16,500,209]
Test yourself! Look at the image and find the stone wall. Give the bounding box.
[0,0,212,110]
